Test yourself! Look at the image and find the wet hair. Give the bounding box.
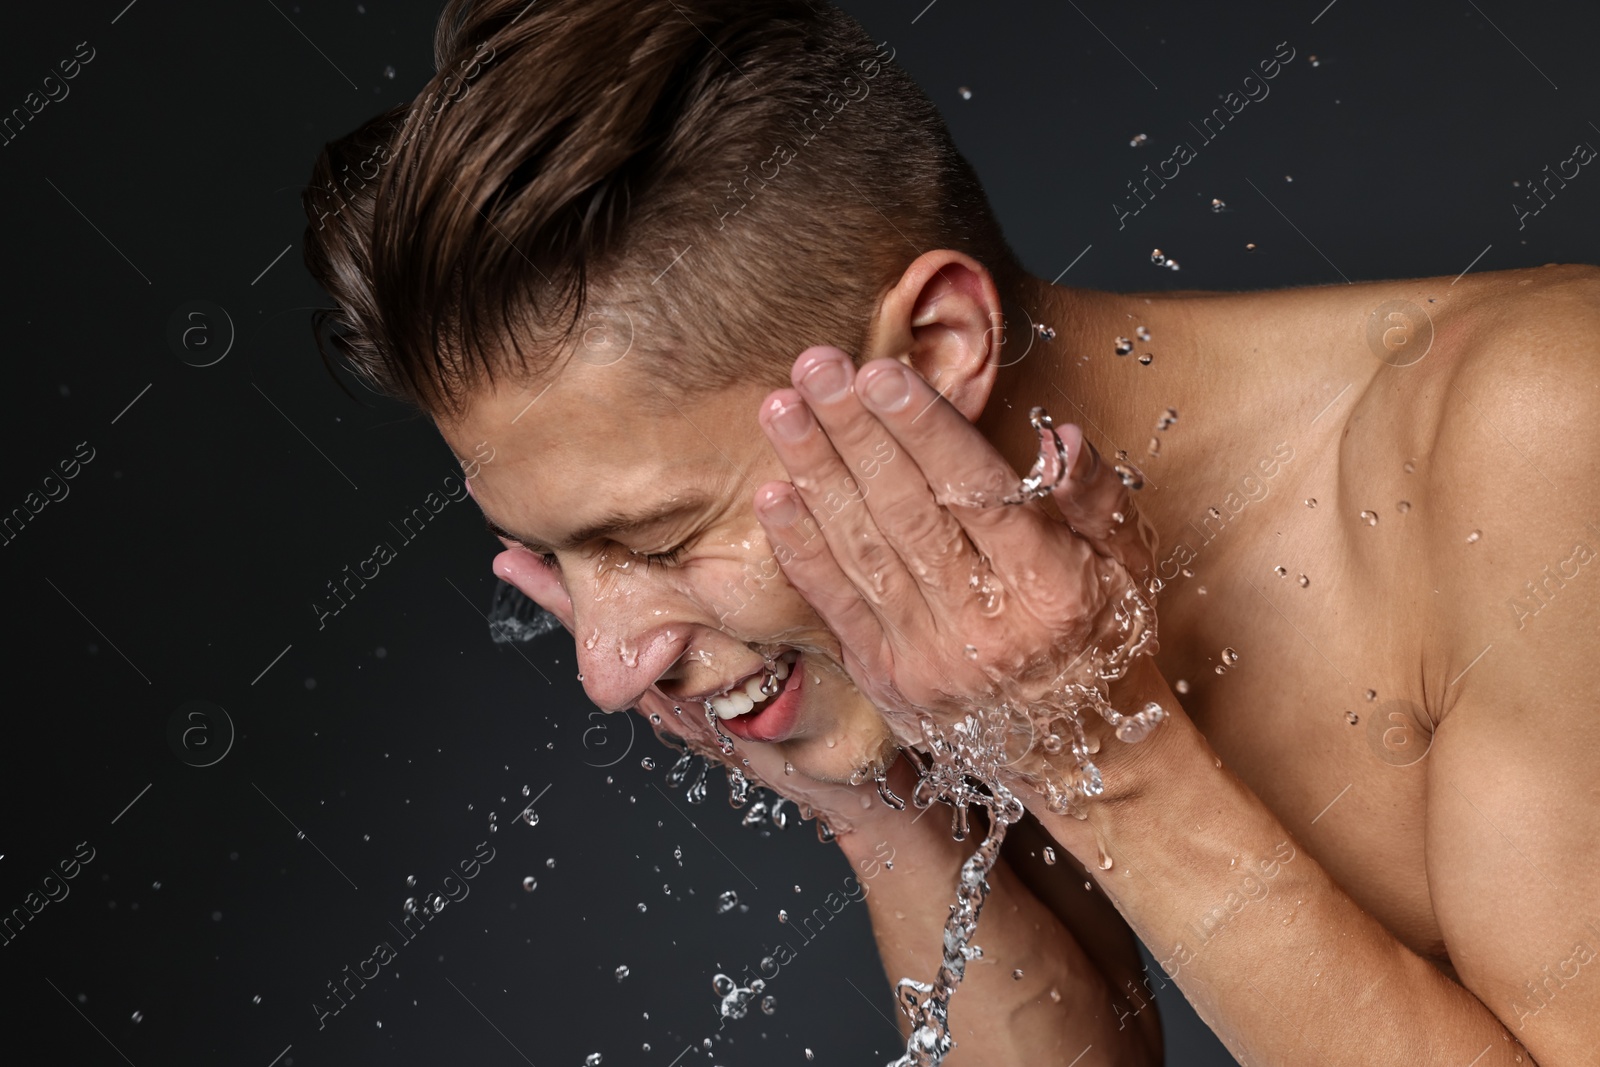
[301,0,1026,419]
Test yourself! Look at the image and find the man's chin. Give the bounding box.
[782,726,899,786]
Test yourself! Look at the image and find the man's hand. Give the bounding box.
[751,345,1167,799]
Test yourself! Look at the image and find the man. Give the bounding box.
[301,0,1600,1062]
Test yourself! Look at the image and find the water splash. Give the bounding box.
[882,407,1164,1066]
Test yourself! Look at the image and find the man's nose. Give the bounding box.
[570,614,683,714]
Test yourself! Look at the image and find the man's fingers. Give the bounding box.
[1050,423,1151,577]
[756,380,926,626]
[752,480,900,678]
[781,349,980,595]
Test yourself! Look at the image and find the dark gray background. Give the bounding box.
[1,1,1596,1065]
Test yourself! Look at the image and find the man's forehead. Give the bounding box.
[440,358,771,540]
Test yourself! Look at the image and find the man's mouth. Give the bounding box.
[704,650,805,744]
[707,649,799,719]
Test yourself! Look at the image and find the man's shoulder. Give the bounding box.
[1434,261,1600,451]
[1439,260,1599,355]
[1420,262,1600,716]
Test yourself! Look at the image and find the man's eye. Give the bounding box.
[634,545,685,571]
[532,551,559,569]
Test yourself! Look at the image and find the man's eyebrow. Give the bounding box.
[481,494,716,553]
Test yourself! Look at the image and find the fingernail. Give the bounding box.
[860,364,911,412]
[761,489,801,525]
[799,357,851,403]
[769,400,813,443]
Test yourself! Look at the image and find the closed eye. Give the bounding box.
[484,515,689,573]
[637,545,684,572]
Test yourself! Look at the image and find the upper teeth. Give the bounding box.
[708,651,797,720]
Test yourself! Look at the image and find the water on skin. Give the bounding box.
[881,406,1166,1066]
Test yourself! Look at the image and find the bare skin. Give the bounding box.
[443,255,1600,1065]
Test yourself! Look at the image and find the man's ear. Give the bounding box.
[861,249,1004,423]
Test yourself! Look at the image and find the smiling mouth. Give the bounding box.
[706,649,800,720]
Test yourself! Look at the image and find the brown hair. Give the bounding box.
[301,0,1026,419]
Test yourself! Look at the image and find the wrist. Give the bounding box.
[999,653,1210,828]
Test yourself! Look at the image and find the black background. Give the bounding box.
[1,1,1596,1065]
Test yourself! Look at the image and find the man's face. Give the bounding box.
[437,351,898,785]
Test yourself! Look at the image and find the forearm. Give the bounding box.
[834,807,1159,1066]
[1025,662,1528,1066]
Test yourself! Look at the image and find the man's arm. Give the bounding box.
[833,755,1162,1065]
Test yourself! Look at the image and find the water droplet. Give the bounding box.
[131,1011,143,1023]
[716,890,740,915]
[1135,326,1151,342]
[1345,711,1359,725]
[648,712,661,724]
[1305,497,1317,508]
[1012,968,1024,980]
[1365,689,1377,701]
[783,761,794,775]
[586,1055,603,1066]
[405,874,416,887]
[1466,529,1481,543]
[522,809,539,827]
[640,757,656,770]
[383,64,396,79]
[958,86,972,100]
[1211,197,1227,212]
[615,965,629,981]
[1138,352,1153,365]
[403,897,417,914]
[521,784,530,797]
[1308,54,1320,66]
[1096,841,1114,871]
[1196,585,1207,595]
[545,857,556,868]
[1274,565,1288,577]
[636,902,647,912]
[522,876,537,891]
[806,1050,815,1061]
[1115,337,1133,355]
[778,909,789,923]
[1221,647,1240,666]
[252,995,262,1005]
[1403,461,1416,474]
[1397,500,1411,514]
[1298,574,1310,587]
[1147,436,1161,457]
[1246,242,1258,251]
[1042,847,1056,865]
[1174,679,1190,694]
[760,995,777,1015]
[1150,248,1167,266]
[963,644,978,659]
[1359,510,1379,526]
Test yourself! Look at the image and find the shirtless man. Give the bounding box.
[301,0,1600,1062]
